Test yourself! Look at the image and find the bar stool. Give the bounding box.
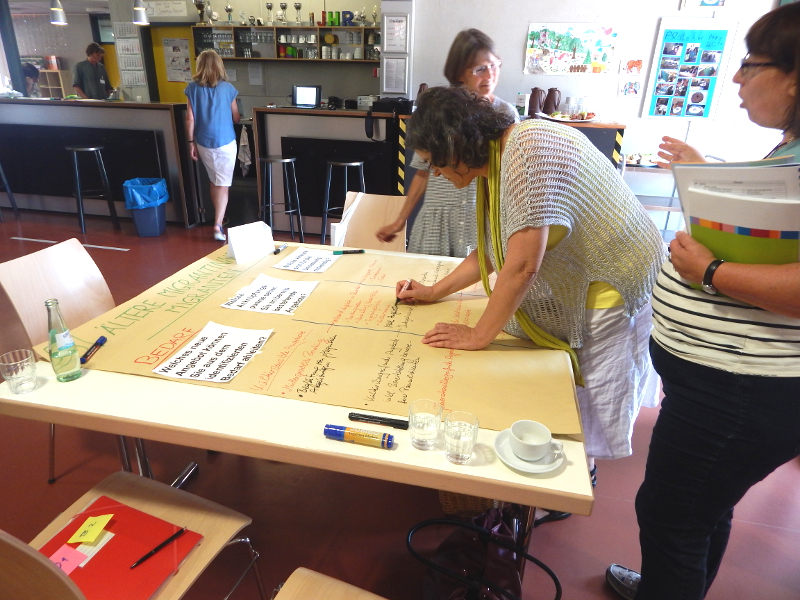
[320,159,365,244]
[65,145,121,233]
[0,159,20,222]
[258,155,304,242]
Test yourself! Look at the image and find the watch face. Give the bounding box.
[701,283,717,295]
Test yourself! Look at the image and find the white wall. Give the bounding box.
[411,0,780,162]
[12,14,93,71]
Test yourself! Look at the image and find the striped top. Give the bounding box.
[652,139,800,376]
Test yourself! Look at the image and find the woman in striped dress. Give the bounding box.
[375,29,518,257]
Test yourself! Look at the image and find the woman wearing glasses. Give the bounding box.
[396,86,665,499]
[606,4,800,599]
[375,29,518,257]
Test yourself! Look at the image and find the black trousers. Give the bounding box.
[635,338,800,600]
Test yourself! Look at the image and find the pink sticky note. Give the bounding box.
[49,544,88,575]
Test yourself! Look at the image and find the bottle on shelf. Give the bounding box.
[45,298,82,382]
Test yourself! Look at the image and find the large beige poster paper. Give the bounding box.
[54,247,580,435]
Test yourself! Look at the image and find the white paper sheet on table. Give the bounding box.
[221,273,318,315]
[272,248,338,272]
[152,321,272,382]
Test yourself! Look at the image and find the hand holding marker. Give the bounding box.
[395,279,412,305]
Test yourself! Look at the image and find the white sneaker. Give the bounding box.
[606,564,640,600]
[213,226,226,241]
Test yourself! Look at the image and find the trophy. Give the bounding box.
[225,3,232,22]
[193,0,207,24]
[239,9,246,24]
[265,2,272,23]
[294,2,301,24]
[372,5,377,26]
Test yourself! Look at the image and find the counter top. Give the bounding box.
[253,106,394,118]
[0,97,185,110]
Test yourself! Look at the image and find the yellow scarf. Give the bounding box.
[475,138,585,387]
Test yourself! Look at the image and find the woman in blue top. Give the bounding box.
[185,50,240,241]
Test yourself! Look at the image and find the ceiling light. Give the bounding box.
[133,0,149,25]
[50,0,68,25]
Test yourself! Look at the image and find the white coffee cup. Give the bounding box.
[279,34,287,43]
[509,420,563,462]
[354,47,363,60]
[344,52,353,60]
[298,35,306,43]
[308,34,316,43]
[291,35,298,43]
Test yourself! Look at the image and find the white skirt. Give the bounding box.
[574,302,659,460]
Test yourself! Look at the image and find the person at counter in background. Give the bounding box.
[375,29,518,257]
[22,63,41,98]
[185,49,240,242]
[73,43,112,100]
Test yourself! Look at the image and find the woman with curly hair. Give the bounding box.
[396,86,665,493]
[185,50,240,241]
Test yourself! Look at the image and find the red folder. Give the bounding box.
[38,495,203,600]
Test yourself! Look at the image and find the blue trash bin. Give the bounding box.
[123,178,169,237]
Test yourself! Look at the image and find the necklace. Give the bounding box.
[767,133,797,158]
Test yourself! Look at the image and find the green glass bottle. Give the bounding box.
[45,298,82,382]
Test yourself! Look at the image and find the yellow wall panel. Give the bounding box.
[150,26,195,103]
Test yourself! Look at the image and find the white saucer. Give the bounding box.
[494,429,565,474]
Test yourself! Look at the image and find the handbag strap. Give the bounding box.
[407,518,562,600]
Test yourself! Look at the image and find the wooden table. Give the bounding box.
[0,246,594,515]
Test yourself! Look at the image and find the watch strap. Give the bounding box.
[702,259,725,293]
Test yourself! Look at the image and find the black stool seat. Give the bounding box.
[258,155,304,242]
[65,145,121,233]
[321,159,365,245]
[0,159,20,222]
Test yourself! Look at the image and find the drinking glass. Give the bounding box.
[0,349,38,394]
[409,398,441,450]
[444,411,479,464]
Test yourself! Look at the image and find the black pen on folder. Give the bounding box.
[349,412,409,430]
[130,527,187,568]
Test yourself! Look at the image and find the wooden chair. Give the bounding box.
[0,284,34,361]
[0,239,195,485]
[274,567,388,600]
[1,471,267,600]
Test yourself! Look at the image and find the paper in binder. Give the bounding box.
[673,157,800,264]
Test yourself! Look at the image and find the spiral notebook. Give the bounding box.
[38,495,203,600]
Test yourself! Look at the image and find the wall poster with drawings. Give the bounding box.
[641,18,737,119]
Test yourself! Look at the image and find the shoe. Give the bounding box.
[590,465,597,488]
[606,564,640,600]
[213,226,226,241]
[533,510,571,528]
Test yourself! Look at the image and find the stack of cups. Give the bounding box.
[322,46,332,59]
[354,47,363,60]
[344,52,353,60]
[332,47,341,60]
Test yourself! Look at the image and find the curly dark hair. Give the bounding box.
[746,2,800,138]
[407,86,516,169]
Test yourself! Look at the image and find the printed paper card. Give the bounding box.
[272,248,339,272]
[152,321,272,382]
[222,274,318,315]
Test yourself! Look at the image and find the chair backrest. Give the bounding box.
[336,191,407,252]
[275,568,388,600]
[0,284,33,356]
[0,529,86,600]
[0,239,115,346]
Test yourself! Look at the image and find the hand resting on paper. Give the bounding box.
[421,322,489,350]
[657,136,707,168]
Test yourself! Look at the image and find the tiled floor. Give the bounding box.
[2,209,800,599]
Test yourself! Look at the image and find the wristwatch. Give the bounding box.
[701,259,725,295]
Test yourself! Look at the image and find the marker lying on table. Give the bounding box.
[324,424,394,449]
[395,278,412,305]
[333,249,365,255]
[273,243,288,255]
[349,412,409,430]
[80,336,107,364]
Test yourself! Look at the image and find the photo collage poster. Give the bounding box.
[643,20,736,119]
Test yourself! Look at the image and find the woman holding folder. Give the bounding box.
[607,4,800,599]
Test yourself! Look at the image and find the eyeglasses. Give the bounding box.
[739,56,781,78]
[470,61,502,77]
[421,159,438,173]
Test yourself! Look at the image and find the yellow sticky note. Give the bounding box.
[67,514,113,544]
